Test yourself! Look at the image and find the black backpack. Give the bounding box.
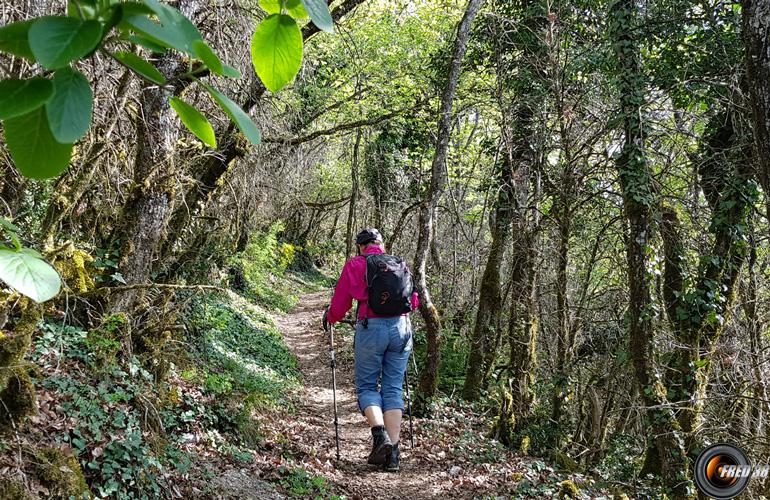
[365,253,414,316]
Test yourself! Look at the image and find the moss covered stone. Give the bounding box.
[36,447,90,498]
[552,451,579,473]
[0,366,36,432]
[559,479,579,498]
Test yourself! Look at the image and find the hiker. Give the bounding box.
[322,228,419,472]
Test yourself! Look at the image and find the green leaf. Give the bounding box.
[286,0,309,19]
[67,0,97,19]
[123,0,201,55]
[126,34,166,53]
[113,51,166,84]
[203,84,261,145]
[251,14,303,93]
[4,107,73,179]
[0,247,62,303]
[192,40,224,75]
[28,16,103,69]
[259,0,281,14]
[222,64,242,79]
[300,0,333,32]
[0,78,54,120]
[46,68,93,143]
[259,0,307,17]
[169,97,216,148]
[0,20,36,61]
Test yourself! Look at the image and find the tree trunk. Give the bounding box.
[742,0,770,222]
[462,153,513,401]
[345,130,362,257]
[610,0,693,494]
[107,0,201,315]
[160,0,366,270]
[414,0,483,404]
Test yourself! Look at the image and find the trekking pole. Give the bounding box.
[328,324,341,461]
[404,353,415,448]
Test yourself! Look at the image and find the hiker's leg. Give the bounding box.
[384,409,403,444]
[381,317,413,444]
[364,405,384,427]
[354,322,387,426]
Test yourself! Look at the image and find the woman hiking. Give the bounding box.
[322,228,419,472]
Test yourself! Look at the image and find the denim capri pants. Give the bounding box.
[354,316,413,414]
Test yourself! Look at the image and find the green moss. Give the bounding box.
[0,331,31,388]
[520,435,531,455]
[35,447,90,499]
[559,479,579,499]
[0,366,36,431]
[552,451,579,473]
[0,478,34,500]
[489,385,517,446]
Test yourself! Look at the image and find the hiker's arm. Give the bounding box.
[327,260,355,324]
[411,291,419,310]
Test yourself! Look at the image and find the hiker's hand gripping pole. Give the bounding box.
[328,323,341,462]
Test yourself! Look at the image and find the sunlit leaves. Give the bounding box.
[46,68,93,143]
[203,84,261,145]
[251,14,303,92]
[0,78,54,120]
[28,16,102,69]
[169,97,217,148]
[0,247,61,303]
[3,107,73,179]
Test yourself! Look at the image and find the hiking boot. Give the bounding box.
[385,442,400,472]
[367,426,393,465]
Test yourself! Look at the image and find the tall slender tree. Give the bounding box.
[415,0,484,403]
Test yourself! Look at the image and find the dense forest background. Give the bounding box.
[1,0,770,498]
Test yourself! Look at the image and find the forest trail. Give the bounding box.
[275,290,459,499]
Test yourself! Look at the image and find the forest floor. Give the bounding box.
[254,290,596,499]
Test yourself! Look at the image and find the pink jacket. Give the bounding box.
[327,245,419,324]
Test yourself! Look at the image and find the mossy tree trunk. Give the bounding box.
[610,0,693,494]
[660,111,756,455]
[462,151,513,401]
[107,0,201,316]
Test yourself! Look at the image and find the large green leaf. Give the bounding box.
[300,0,333,32]
[46,68,93,143]
[169,97,216,148]
[113,51,167,84]
[0,20,36,61]
[203,84,261,145]
[251,14,303,93]
[28,16,103,69]
[0,248,61,303]
[192,40,224,75]
[0,78,54,120]
[4,107,73,179]
[122,0,201,55]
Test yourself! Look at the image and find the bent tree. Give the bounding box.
[414,0,483,407]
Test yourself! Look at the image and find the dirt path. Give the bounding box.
[275,291,452,499]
